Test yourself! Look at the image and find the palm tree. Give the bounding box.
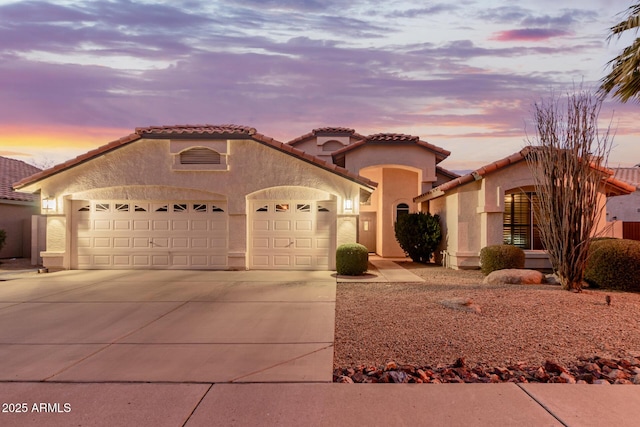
[598,3,640,102]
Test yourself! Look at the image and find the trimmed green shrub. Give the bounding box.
[0,229,6,252]
[479,244,525,275]
[394,212,442,263]
[336,243,369,275]
[584,238,640,292]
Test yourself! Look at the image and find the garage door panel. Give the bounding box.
[133,255,150,266]
[114,220,130,230]
[295,220,313,231]
[94,220,111,230]
[295,238,312,249]
[273,256,291,266]
[73,200,228,270]
[191,238,208,248]
[93,238,111,248]
[133,220,150,230]
[274,238,292,248]
[113,255,130,266]
[113,238,130,248]
[252,238,269,249]
[274,220,291,231]
[253,220,269,231]
[294,255,312,267]
[172,238,189,248]
[152,220,170,231]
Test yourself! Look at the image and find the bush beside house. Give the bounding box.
[394,212,442,263]
[0,229,6,252]
[479,245,525,275]
[336,243,369,275]
[584,239,640,292]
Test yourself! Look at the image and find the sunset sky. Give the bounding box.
[1,0,638,171]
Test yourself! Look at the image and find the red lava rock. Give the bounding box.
[385,361,398,371]
[335,356,640,385]
[544,360,567,374]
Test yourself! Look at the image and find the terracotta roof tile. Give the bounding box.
[287,127,366,146]
[367,133,419,142]
[415,147,635,202]
[137,124,256,136]
[331,133,450,163]
[1,157,41,202]
[15,125,377,191]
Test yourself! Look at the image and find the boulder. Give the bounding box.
[483,269,546,285]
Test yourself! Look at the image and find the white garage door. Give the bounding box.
[249,200,335,270]
[72,200,228,269]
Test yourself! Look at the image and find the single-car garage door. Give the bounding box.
[249,200,336,270]
[71,200,228,269]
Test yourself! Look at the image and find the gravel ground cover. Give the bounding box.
[334,263,640,370]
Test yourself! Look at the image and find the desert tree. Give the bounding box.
[599,2,640,102]
[525,91,613,291]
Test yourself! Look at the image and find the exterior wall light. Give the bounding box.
[344,199,353,211]
[43,197,57,210]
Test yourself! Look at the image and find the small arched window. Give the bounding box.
[180,147,221,165]
[396,203,410,219]
[322,140,345,152]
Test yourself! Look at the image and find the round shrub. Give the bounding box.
[0,229,6,252]
[584,239,640,292]
[479,244,525,275]
[336,243,369,275]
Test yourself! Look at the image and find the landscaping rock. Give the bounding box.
[483,269,546,285]
[440,297,481,314]
[334,355,640,385]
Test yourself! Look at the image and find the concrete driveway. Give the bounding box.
[0,269,336,383]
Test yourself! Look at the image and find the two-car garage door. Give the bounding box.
[71,200,228,269]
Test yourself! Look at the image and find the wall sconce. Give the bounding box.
[43,197,57,210]
[344,199,353,211]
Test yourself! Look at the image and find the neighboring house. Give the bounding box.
[13,125,634,271]
[0,156,41,259]
[606,166,640,240]
[414,148,635,269]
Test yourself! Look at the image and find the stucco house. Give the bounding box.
[606,167,640,240]
[0,156,41,260]
[13,125,634,271]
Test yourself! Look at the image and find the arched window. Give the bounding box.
[322,140,345,152]
[396,203,410,220]
[180,147,221,165]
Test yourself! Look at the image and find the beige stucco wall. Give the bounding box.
[23,138,370,270]
[344,145,436,194]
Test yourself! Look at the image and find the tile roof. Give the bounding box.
[137,124,257,136]
[331,133,451,163]
[436,166,460,180]
[414,147,635,202]
[1,156,41,202]
[14,125,377,191]
[612,167,640,188]
[288,127,366,146]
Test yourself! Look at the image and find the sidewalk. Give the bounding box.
[336,255,425,283]
[1,382,639,426]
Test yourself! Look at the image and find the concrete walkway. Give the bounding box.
[336,256,425,283]
[1,266,639,426]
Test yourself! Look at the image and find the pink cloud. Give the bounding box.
[491,28,570,42]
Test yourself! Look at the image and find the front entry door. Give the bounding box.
[358,212,376,253]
